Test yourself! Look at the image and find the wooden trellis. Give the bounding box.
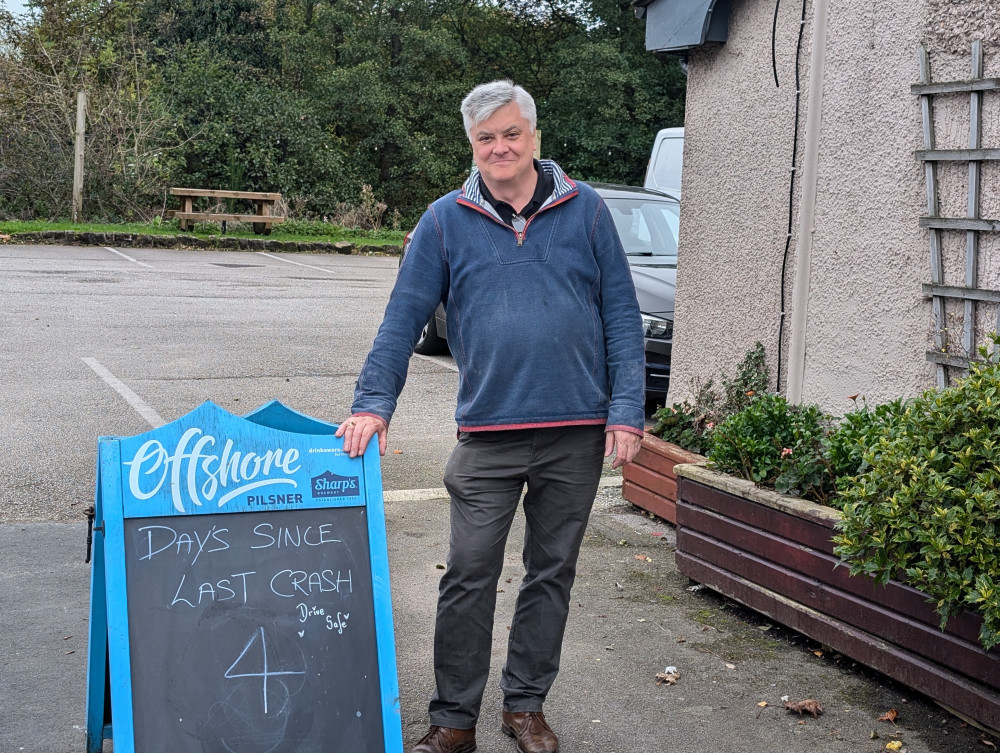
[914,40,1000,387]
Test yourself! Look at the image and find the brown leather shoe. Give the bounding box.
[412,725,477,753]
[500,711,559,753]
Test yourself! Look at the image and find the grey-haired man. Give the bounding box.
[336,80,645,753]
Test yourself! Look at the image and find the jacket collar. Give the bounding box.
[459,159,577,214]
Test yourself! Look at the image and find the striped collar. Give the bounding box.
[460,159,577,212]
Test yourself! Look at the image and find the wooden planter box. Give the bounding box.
[674,464,1000,733]
[621,434,705,524]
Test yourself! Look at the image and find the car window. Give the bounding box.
[605,197,679,263]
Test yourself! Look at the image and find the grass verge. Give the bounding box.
[0,219,407,246]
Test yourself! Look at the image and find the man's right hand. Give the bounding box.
[335,415,388,458]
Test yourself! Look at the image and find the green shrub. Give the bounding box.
[650,342,769,454]
[825,397,910,492]
[833,342,1000,650]
[707,393,838,505]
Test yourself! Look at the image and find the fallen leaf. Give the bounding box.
[813,650,824,658]
[870,730,880,740]
[635,555,652,562]
[435,564,445,569]
[758,701,768,707]
[655,672,680,686]
[651,532,664,537]
[676,637,686,643]
[392,449,403,454]
[783,699,824,718]
[982,740,997,749]
[758,625,772,631]
[725,663,736,669]
[879,709,899,723]
[886,742,903,751]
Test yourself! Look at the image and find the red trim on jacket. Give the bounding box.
[459,418,608,432]
[605,424,644,437]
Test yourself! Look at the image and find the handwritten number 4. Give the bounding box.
[225,627,305,714]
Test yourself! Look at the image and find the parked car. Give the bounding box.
[644,126,684,197]
[400,183,680,401]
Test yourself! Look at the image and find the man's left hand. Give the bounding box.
[605,430,641,469]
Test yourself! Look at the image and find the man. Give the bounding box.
[336,80,644,753]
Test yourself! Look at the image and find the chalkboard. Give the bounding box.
[89,401,402,753]
[124,508,381,753]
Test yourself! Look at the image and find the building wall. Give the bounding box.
[666,0,1000,415]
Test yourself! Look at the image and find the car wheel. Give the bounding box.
[413,318,449,355]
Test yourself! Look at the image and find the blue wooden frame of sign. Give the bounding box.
[85,400,403,753]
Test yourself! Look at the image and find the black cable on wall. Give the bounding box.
[773,0,809,392]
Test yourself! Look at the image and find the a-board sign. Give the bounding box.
[86,401,402,753]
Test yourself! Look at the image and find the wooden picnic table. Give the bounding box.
[168,188,285,234]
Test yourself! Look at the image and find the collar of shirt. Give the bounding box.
[478,160,555,227]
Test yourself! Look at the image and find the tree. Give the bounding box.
[0,1,182,219]
[0,0,686,220]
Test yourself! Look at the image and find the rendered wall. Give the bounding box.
[666,0,1000,414]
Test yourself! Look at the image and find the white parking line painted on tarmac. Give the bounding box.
[412,353,459,372]
[103,246,153,268]
[257,251,336,274]
[81,357,164,428]
[382,476,621,502]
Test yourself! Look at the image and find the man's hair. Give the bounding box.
[460,80,536,140]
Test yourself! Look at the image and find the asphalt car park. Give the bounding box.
[0,243,461,524]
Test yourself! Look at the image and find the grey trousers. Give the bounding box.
[428,425,606,729]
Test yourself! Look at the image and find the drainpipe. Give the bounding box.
[786,0,831,404]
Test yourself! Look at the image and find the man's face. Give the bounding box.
[470,101,536,191]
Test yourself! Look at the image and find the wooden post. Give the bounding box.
[72,90,87,223]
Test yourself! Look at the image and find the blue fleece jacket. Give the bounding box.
[351,160,646,434]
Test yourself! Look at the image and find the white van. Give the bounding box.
[644,127,684,197]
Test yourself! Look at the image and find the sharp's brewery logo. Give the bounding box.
[312,471,360,498]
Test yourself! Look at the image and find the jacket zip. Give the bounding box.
[457,191,578,246]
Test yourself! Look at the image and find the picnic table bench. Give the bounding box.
[167,188,285,234]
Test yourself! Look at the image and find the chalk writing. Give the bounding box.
[225,627,306,714]
[170,571,255,608]
[251,523,341,549]
[270,569,352,598]
[136,524,229,563]
[297,603,326,622]
[327,612,350,634]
